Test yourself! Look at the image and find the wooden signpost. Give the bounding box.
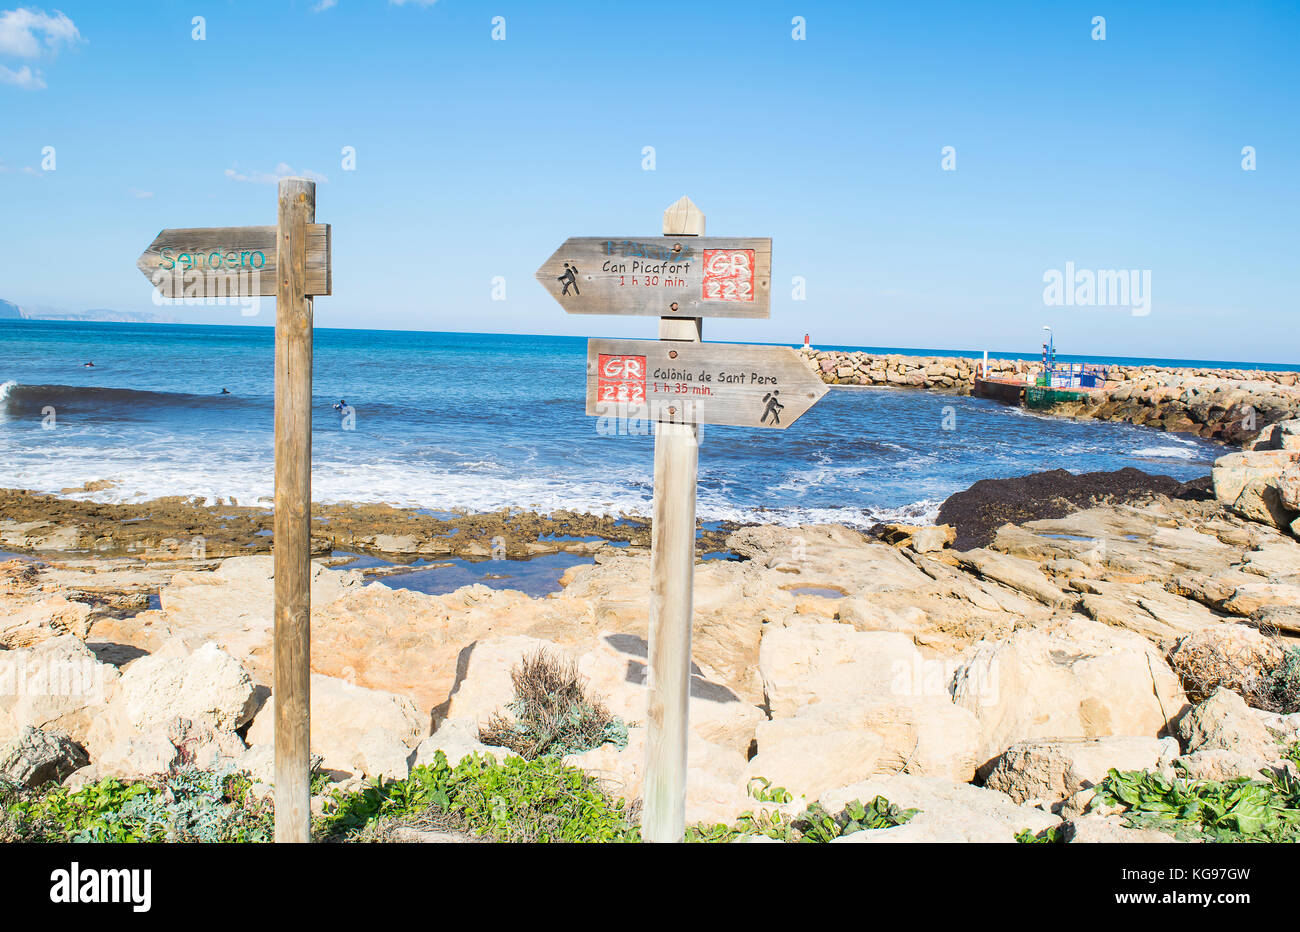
[137,178,330,844]
[538,196,825,843]
[536,235,771,319]
[586,339,827,428]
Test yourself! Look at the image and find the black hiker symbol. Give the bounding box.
[761,389,784,425]
[558,261,580,296]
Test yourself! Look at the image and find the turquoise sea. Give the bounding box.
[2,320,1277,528]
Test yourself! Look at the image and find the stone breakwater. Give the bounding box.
[800,348,1300,444]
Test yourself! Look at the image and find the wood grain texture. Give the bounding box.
[273,179,315,844]
[642,198,705,845]
[137,224,331,297]
[535,235,770,319]
[585,338,829,429]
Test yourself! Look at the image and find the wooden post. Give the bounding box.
[273,177,315,843]
[643,196,704,843]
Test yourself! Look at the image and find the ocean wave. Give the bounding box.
[0,382,261,415]
[1129,445,1203,460]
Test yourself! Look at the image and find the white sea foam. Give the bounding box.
[1130,445,1201,460]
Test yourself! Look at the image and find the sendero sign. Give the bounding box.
[137,225,331,298]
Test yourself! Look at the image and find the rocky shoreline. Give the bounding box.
[3,449,1300,842]
[0,487,735,563]
[801,349,1300,445]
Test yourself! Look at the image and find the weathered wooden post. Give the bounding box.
[135,179,331,844]
[643,196,705,843]
[536,197,820,843]
[273,177,315,843]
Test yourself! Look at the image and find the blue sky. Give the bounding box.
[1,0,1296,362]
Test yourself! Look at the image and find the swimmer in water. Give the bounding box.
[220,388,231,395]
[83,362,94,368]
[332,399,348,411]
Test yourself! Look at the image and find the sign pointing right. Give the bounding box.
[586,338,827,428]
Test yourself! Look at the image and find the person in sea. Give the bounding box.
[333,398,348,411]
[220,388,231,395]
[83,361,94,368]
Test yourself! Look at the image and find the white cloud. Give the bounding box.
[312,0,338,11]
[0,8,81,58]
[0,61,42,88]
[389,0,438,6]
[129,187,154,199]
[225,162,328,184]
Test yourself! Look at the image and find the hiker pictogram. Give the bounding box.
[761,389,784,425]
[558,261,580,296]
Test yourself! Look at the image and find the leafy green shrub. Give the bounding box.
[5,763,273,843]
[686,796,919,843]
[794,796,920,842]
[1015,826,1064,843]
[747,776,793,804]
[316,750,641,843]
[1094,767,1300,842]
[478,649,628,760]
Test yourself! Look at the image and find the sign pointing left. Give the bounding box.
[137,224,331,298]
[135,180,331,845]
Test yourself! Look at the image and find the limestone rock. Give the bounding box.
[1177,687,1274,760]
[93,729,179,781]
[820,774,1059,843]
[0,725,88,787]
[245,673,425,779]
[745,696,981,798]
[952,617,1188,764]
[1278,463,1300,511]
[983,736,1177,805]
[1232,479,1296,530]
[954,549,1073,608]
[0,635,119,746]
[1063,814,1181,843]
[413,717,518,768]
[1212,450,1300,510]
[759,624,944,718]
[1173,749,1269,782]
[111,639,258,735]
[0,595,92,649]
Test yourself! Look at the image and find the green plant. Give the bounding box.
[316,750,641,843]
[793,796,920,843]
[1015,826,1064,843]
[478,649,628,760]
[1282,742,1300,768]
[1094,767,1300,843]
[746,776,793,804]
[1261,647,1300,714]
[5,763,274,843]
[686,796,918,843]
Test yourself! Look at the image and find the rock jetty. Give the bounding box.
[800,349,1300,444]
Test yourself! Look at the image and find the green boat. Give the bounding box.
[1025,384,1090,409]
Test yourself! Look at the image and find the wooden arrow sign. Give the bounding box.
[137,225,331,298]
[537,236,771,319]
[586,339,827,428]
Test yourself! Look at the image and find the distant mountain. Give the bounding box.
[0,300,173,324]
